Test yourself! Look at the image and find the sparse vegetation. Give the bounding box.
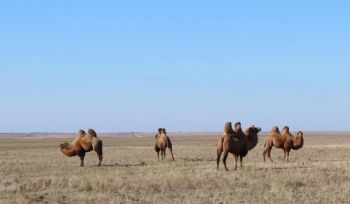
[1,132,350,203]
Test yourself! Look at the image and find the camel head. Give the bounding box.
[297,131,303,137]
[245,125,262,136]
[245,125,261,150]
[292,131,304,150]
[59,142,78,157]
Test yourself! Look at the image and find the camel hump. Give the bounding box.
[157,128,163,135]
[282,126,290,133]
[297,131,303,137]
[271,126,280,133]
[78,129,86,135]
[234,122,242,131]
[224,122,234,134]
[88,129,97,137]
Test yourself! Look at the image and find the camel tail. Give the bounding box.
[88,129,98,137]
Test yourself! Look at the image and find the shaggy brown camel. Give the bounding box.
[155,128,175,161]
[263,126,304,162]
[59,129,103,166]
[216,122,261,171]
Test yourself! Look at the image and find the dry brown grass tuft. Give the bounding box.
[0,132,350,203]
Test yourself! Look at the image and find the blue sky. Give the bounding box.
[0,1,349,132]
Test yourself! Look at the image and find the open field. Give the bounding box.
[1,132,350,204]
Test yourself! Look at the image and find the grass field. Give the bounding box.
[1,132,350,203]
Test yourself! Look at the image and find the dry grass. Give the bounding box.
[1,132,350,204]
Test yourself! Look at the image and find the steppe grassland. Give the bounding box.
[0,132,350,203]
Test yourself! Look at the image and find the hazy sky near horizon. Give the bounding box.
[1,1,349,132]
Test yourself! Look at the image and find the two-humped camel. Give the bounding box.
[263,126,304,162]
[217,122,261,171]
[59,129,103,166]
[154,128,175,161]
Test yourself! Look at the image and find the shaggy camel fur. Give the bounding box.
[263,126,304,162]
[217,122,261,171]
[155,128,174,161]
[59,129,103,166]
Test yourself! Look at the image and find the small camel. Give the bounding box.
[154,128,175,161]
[59,129,103,166]
[263,126,304,162]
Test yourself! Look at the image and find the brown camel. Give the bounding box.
[216,122,261,171]
[155,128,175,161]
[263,126,304,162]
[59,129,103,166]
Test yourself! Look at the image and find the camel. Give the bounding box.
[155,128,175,161]
[216,122,261,171]
[59,129,103,166]
[263,126,304,162]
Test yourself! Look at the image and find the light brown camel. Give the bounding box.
[263,126,304,162]
[59,129,103,166]
[216,122,261,171]
[155,128,174,161]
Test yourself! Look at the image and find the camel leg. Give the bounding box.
[161,150,165,161]
[169,147,175,161]
[217,149,222,170]
[97,153,103,166]
[239,156,243,169]
[79,155,85,167]
[164,150,166,160]
[233,155,238,170]
[286,151,290,162]
[267,148,273,162]
[263,145,271,162]
[92,139,103,166]
[222,151,229,171]
[78,149,85,167]
[95,149,103,167]
[155,145,160,161]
